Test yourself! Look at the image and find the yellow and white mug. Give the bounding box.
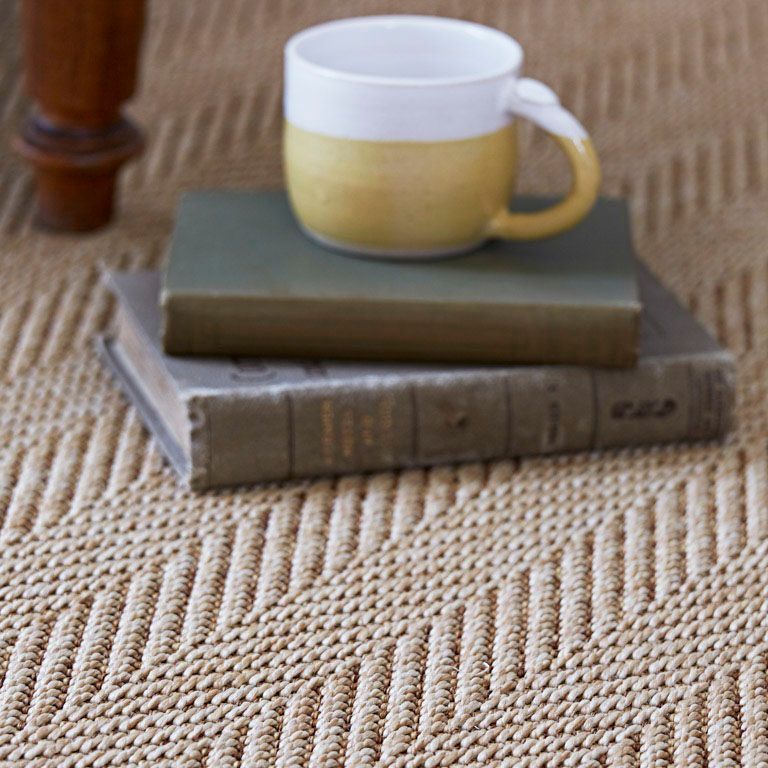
[284,15,601,259]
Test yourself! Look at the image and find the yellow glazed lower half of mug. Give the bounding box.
[284,121,520,256]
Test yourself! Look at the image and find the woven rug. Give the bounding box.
[1,0,767,764]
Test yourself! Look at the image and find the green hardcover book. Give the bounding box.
[161,192,641,366]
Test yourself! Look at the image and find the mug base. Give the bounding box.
[301,225,485,261]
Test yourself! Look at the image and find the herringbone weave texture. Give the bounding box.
[1,0,767,764]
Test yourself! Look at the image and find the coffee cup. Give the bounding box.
[284,15,601,258]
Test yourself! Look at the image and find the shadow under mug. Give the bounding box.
[284,15,601,259]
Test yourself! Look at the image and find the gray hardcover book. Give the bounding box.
[100,268,734,489]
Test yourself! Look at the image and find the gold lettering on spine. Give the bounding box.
[378,393,396,463]
[340,409,355,460]
[320,399,335,467]
[361,413,375,448]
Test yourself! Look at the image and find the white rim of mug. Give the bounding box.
[285,15,524,87]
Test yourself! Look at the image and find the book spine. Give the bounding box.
[188,354,734,489]
[163,294,639,368]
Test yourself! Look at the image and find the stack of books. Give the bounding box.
[100,191,735,489]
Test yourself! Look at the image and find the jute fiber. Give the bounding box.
[0,0,767,764]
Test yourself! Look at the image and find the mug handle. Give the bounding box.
[486,78,601,241]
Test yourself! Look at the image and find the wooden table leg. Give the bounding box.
[14,0,147,232]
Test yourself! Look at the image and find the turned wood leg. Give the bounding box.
[14,0,147,232]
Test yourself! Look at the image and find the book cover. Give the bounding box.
[101,267,734,489]
[161,192,641,367]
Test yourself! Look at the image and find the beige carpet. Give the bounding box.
[1,0,768,764]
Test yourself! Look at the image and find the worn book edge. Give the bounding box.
[97,336,192,484]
